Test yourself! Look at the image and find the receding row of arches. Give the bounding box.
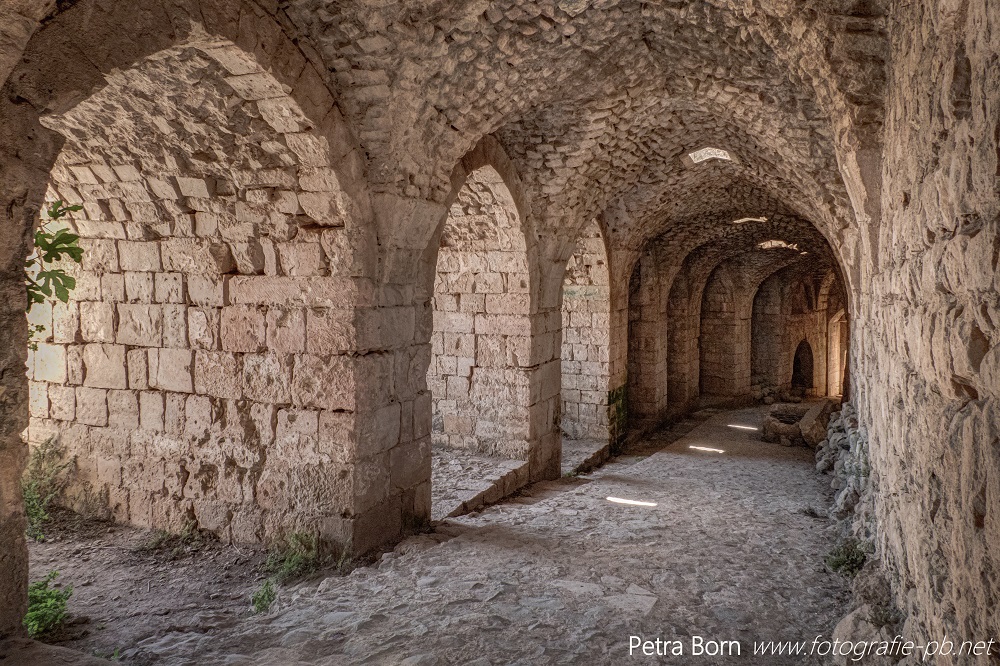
[0,1,852,636]
[421,160,849,493]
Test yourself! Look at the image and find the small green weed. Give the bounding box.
[21,437,72,541]
[826,539,869,577]
[265,532,322,583]
[140,529,172,551]
[24,571,72,638]
[28,323,47,352]
[251,579,276,614]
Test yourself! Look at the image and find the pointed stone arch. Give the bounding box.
[0,0,375,636]
[422,135,559,504]
[428,164,533,459]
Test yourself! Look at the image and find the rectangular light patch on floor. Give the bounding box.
[727,424,759,431]
[606,497,658,507]
[688,446,725,453]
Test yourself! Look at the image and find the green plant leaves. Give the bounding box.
[25,200,84,310]
[251,579,276,614]
[24,571,72,638]
[27,269,77,306]
[34,227,83,264]
[45,200,83,221]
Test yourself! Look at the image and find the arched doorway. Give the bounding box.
[791,340,814,390]
[428,165,531,460]
[23,40,367,545]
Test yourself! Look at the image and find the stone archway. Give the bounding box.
[0,1,379,636]
[24,41,370,544]
[428,165,532,460]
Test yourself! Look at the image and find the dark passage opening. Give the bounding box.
[791,340,815,389]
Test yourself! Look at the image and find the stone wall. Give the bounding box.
[698,252,820,399]
[1,0,995,648]
[560,220,610,442]
[853,0,1000,652]
[428,166,532,458]
[23,43,382,546]
[666,269,700,414]
[699,263,753,397]
[627,252,668,423]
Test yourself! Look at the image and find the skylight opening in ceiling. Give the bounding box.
[758,239,800,250]
[688,147,732,163]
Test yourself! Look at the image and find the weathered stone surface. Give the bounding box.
[117,241,161,272]
[242,353,292,405]
[193,351,241,399]
[220,306,266,353]
[79,302,115,343]
[30,344,66,384]
[799,400,834,448]
[147,349,193,394]
[116,304,162,346]
[75,387,108,427]
[82,344,127,389]
[54,407,852,663]
[291,354,356,411]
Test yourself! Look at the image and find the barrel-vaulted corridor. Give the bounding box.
[1,0,997,663]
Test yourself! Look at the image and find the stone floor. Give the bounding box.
[560,438,610,476]
[430,447,530,521]
[0,638,108,666]
[117,405,851,665]
[429,436,612,522]
[429,414,707,522]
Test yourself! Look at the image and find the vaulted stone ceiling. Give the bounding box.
[4,0,889,288]
[273,0,888,257]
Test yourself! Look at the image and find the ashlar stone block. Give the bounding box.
[148,348,194,393]
[43,382,75,422]
[76,387,108,426]
[194,351,242,399]
[221,305,266,352]
[118,241,161,272]
[242,353,292,404]
[32,343,67,384]
[291,354,358,411]
[108,390,139,430]
[80,301,116,343]
[266,307,306,353]
[83,343,128,389]
[116,304,162,346]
